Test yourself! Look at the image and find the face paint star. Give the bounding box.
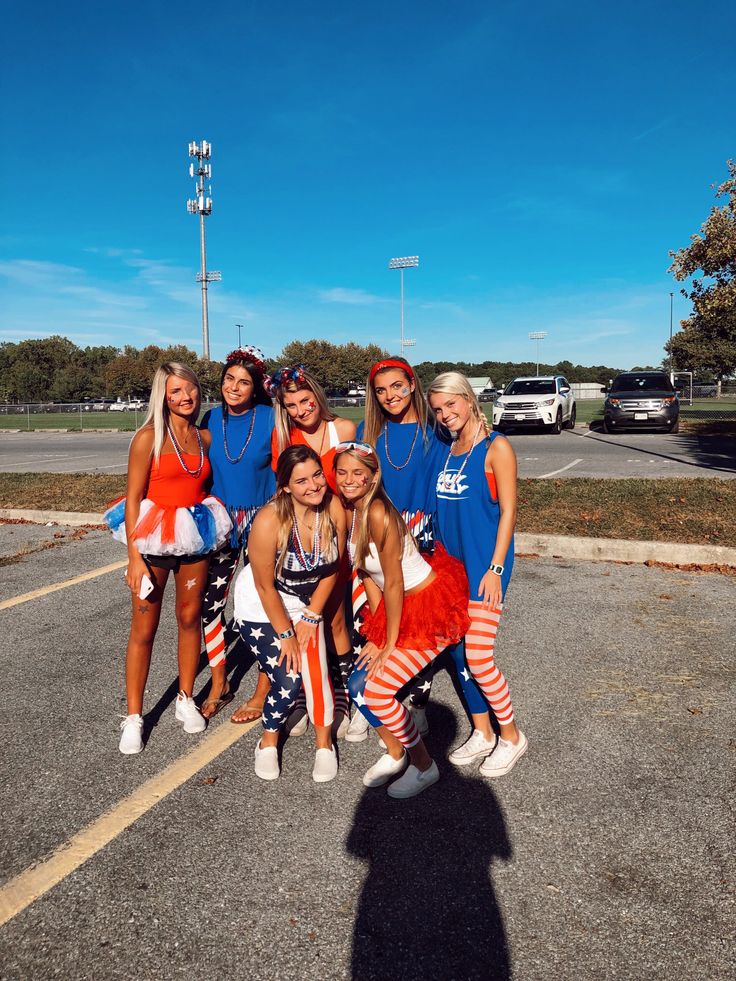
[250,627,264,640]
[212,576,228,589]
[278,687,291,699]
[184,578,198,590]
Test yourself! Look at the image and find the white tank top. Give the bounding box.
[353,535,431,591]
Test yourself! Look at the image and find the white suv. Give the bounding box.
[493,376,576,434]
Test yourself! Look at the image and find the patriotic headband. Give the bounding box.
[368,359,415,385]
[265,364,309,396]
[225,346,266,373]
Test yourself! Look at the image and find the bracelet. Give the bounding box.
[278,626,295,640]
[301,608,323,625]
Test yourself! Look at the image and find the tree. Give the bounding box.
[667,160,736,381]
[272,339,388,393]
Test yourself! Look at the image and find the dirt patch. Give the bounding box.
[0,473,126,512]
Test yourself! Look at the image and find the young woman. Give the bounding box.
[427,372,527,777]
[267,365,356,734]
[199,347,275,721]
[233,445,347,782]
[334,441,471,799]
[348,356,463,742]
[105,363,231,755]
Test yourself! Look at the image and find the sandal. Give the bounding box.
[231,699,265,724]
[201,685,234,720]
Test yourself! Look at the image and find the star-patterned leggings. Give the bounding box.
[239,619,335,731]
[202,545,242,668]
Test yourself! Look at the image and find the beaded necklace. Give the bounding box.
[166,422,204,477]
[382,420,419,470]
[222,405,256,464]
[291,507,322,571]
[440,421,482,491]
[347,507,358,563]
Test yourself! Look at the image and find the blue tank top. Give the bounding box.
[435,432,514,599]
[202,404,276,509]
[357,418,448,550]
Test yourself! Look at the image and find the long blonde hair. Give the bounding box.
[363,357,430,448]
[270,366,337,456]
[142,362,202,461]
[271,445,336,576]
[425,371,491,437]
[334,444,412,568]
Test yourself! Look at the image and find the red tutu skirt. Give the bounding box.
[360,544,471,649]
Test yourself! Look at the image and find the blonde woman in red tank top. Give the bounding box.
[105,362,231,755]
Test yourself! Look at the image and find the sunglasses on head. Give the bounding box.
[334,440,375,457]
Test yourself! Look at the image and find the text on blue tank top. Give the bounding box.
[435,432,513,599]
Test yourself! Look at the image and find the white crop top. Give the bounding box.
[353,535,432,591]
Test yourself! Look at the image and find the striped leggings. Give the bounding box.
[202,545,242,668]
[463,602,514,725]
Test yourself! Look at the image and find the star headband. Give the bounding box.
[264,364,309,396]
[368,359,415,385]
[225,346,266,373]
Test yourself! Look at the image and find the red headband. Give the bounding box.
[368,359,415,385]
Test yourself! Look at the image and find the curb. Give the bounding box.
[2,509,735,567]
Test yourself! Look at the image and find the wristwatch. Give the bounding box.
[488,563,504,576]
[278,626,295,639]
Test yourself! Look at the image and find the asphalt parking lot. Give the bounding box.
[1,525,733,980]
[1,429,734,479]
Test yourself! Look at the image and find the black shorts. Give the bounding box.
[144,552,211,573]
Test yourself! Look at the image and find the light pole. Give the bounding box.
[187,140,221,360]
[235,323,244,348]
[528,331,547,377]
[388,256,419,357]
[669,292,674,381]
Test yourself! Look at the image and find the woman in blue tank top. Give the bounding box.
[428,371,527,778]
[351,357,459,741]
[199,347,276,719]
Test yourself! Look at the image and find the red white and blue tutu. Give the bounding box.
[104,496,232,557]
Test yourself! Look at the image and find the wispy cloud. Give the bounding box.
[318,287,386,305]
[632,117,672,142]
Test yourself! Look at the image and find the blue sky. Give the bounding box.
[1,0,734,369]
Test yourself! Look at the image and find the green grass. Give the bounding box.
[2,473,734,547]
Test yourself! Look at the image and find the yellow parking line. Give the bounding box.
[0,560,128,611]
[0,717,259,926]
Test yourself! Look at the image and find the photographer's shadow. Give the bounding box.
[346,702,513,981]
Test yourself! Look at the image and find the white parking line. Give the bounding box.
[0,454,99,469]
[0,716,260,927]
[537,458,583,479]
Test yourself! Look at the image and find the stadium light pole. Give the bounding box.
[669,291,674,381]
[388,256,419,357]
[235,323,244,348]
[187,140,221,360]
[529,331,547,377]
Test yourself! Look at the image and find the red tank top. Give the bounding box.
[270,425,339,492]
[146,453,212,507]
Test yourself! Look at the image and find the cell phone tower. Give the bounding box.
[187,140,221,359]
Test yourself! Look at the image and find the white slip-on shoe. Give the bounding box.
[387,760,440,799]
[119,714,144,755]
[449,729,497,767]
[363,751,408,788]
[407,703,429,736]
[479,731,528,778]
[312,746,338,783]
[288,711,309,737]
[175,691,206,733]
[254,741,280,780]
[345,710,370,743]
[335,712,350,740]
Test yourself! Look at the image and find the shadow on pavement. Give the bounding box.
[346,703,512,981]
[585,423,736,474]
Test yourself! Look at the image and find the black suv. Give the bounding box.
[602,372,679,433]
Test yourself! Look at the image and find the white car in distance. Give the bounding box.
[493,376,576,434]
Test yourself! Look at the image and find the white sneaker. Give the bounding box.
[449,729,496,767]
[363,751,407,788]
[345,710,370,743]
[335,712,350,740]
[407,704,429,736]
[377,733,386,750]
[480,731,528,777]
[119,714,143,755]
[175,691,206,734]
[387,760,440,799]
[254,740,280,780]
[289,711,308,737]
[312,746,338,783]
